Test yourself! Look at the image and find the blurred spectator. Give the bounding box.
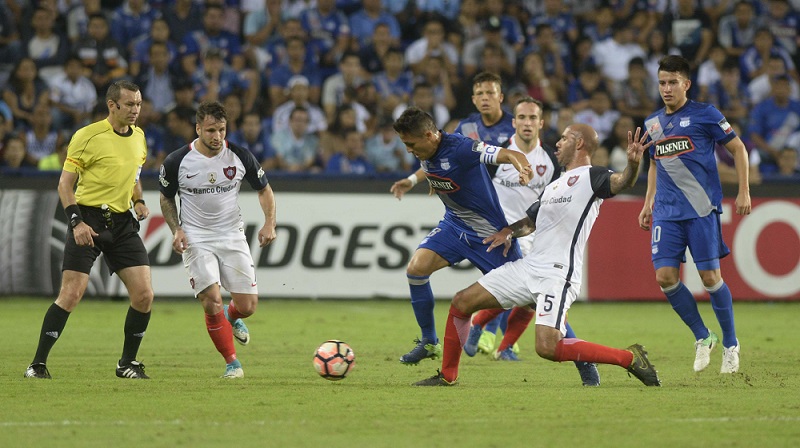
[462,16,517,80]
[662,0,714,70]
[775,146,800,177]
[23,6,70,85]
[243,0,282,70]
[748,54,800,104]
[38,131,68,171]
[228,111,277,169]
[359,22,394,74]
[574,89,620,142]
[0,1,22,80]
[73,13,128,94]
[366,116,413,172]
[600,114,638,173]
[709,57,752,126]
[526,0,579,51]
[748,75,800,170]
[716,121,762,185]
[322,51,366,122]
[325,128,375,175]
[485,0,526,53]
[643,29,680,83]
[137,99,166,171]
[404,17,458,76]
[49,56,97,130]
[453,0,483,46]
[413,54,456,111]
[270,106,319,172]
[582,5,614,43]
[191,48,252,107]
[162,105,196,155]
[590,144,610,167]
[740,28,797,82]
[541,105,574,149]
[393,82,450,129]
[525,23,570,100]
[764,0,799,59]
[272,75,327,135]
[567,62,605,112]
[2,57,50,131]
[349,0,400,51]
[697,45,728,102]
[162,0,204,46]
[262,18,307,72]
[173,78,198,110]
[66,0,104,43]
[615,57,658,123]
[570,36,596,79]
[128,18,179,78]
[372,47,414,116]
[110,0,161,56]
[519,52,558,105]
[718,1,764,58]
[222,93,243,134]
[299,0,351,79]
[23,102,57,165]
[318,104,359,165]
[268,36,322,109]
[1,134,34,169]
[136,42,178,119]
[180,4,245,77]
[592,22,646,94]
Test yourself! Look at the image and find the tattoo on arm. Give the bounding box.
[159,194,180,233]
[509,216,536,238]
[610,162,640,195]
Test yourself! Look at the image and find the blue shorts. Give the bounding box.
[419,220,522,274]
[651,213,730,270]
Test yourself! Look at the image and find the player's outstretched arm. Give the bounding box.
[483,216,536,257]
[390,168,425,200]
[257,184,277,247]
[159,192,188,254]
[496,148,533,185]
[724,136,752,216]
[611,126,651,195]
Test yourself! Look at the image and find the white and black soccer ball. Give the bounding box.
[313,340,355,381]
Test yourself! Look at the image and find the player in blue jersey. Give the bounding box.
[639,55,752,374]
[389,107,532,365]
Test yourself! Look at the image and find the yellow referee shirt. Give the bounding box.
[63,119,147,213]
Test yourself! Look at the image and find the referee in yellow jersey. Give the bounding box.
[25,81,155,379]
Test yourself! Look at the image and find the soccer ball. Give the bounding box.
[313,340,355,381]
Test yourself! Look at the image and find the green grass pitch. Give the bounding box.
[1,298,798,447]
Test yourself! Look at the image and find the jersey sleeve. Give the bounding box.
[542,144,561,183]
[589,165,614,199]
[704,105,736,146]
[230,143,269,190]
[159,146,189,198]
[525,199,541,223]
[63,128,93,173]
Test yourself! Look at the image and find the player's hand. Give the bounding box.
[134,202,149,221]
[483,227,513,257]
[258,223,277,247]
[638,204,652,231]
[172,228,189,254]
[517,163,533,185]
[390,178,413,200]
[627,127,652,163]
[735,191,752,216]
[72,221,98,247]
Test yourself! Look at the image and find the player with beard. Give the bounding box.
[159,101,277,378]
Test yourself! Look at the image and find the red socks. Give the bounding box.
[206,311,237,364]
[497,307,534,352]
[441,304,471,383]
[227,302,246,320]
[554,338,634,367]
[471,308,504,328]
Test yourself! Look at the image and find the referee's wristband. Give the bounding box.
[407,173,419,187]
[133,199,146,206]
[65,204,83,228]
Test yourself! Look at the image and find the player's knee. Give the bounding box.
[406,261,431,278]
[451,291,474,315]
[655,271,678,289]
[131,287,154,310]
[535,339,557,361]
[236,300,257,317]
[698,271,721,287]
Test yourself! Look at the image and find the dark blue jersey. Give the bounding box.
[454,110,515,146]
[644,100,736,221]
[420,132,509,238]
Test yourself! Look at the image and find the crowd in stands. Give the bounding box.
[0,0,799,182]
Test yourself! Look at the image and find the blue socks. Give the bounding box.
[663,282,709,341]
[484,309,510,334]
[408,275,437,343]
[707,281,737,347]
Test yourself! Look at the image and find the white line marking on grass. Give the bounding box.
[670,416,800,423]
[0,420,271,427]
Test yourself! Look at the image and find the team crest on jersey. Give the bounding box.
[680,117,690,127]
[497,134,509,144]
[426,173,460,193]
[158,165,168,187]
[440,159,450,170]
[208,172,217,184]
[536,165,547,176]
[257,167,265,178]
[224,166,237,180]
[655,137,695,158]
[567,175,579,186]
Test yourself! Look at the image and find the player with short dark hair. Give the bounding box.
[159,101,277,379]
[389,106,533,365]
[415,123,660,387]
[25,80,154,379]
[639,55,751,374]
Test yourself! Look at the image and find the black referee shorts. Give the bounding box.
[62,205,150,275]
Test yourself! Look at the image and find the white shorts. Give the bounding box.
[182,239,258,296]
[478,258,576,336]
